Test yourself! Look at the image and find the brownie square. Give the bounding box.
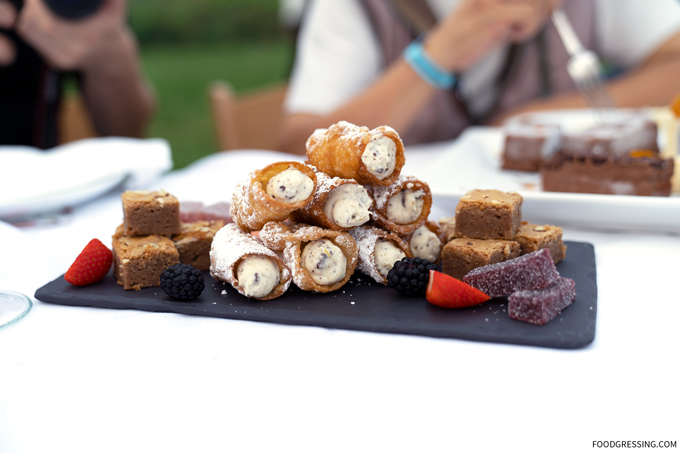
[112,230,179,290]
[502,123,561,172]
[172,220,225,271]
[122,190,181,236]
[541,151,674,196]
[454,190,523,240]
[514,222,566,264]
[442,238,520,280]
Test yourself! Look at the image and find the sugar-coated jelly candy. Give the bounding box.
[463,248,559,297]
[508,277,576,325]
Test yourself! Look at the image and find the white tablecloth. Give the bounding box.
[1,141,679,453]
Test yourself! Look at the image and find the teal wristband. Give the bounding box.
[403,38,457,90]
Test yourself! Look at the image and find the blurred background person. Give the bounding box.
[279,0,680,154]
[0,0,154,148]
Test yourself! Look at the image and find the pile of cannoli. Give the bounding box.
[210,121,446,300]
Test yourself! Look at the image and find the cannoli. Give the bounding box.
[349,226,412,285]
[230,161,317,231]
[369,175,432,235]
[438,217,457,242]
[306,121,406,186]
[259,221,358,293]
[403,220,445,263]
[210,223,292,300]
[290,171,372,231]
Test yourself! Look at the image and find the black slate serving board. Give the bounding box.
[35,241,597,349]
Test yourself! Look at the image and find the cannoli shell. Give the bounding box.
[259,221,358,293]
[210,223,292,301]
[349,226,412,285]
[306,121,405,186]
[369,176,432,235]
[230,161,317,231]
[290,171,370,231]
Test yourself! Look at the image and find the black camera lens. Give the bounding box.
[43,0,106,20]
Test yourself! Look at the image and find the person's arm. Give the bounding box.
[280,57,437,155]
[0,0,17,65]
[491,31,680,125]
[279,0,559,154]
[77,26,154,138]
[16,0,154,138]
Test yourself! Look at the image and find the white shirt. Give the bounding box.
[285,0,680,118]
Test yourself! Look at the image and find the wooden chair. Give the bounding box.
[58,93,98,144]
[209,80,288,151]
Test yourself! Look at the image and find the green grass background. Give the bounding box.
[140,41,294,169]
[128,0,296,169]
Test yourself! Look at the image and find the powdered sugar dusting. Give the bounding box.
[313,171,343,197]
[371,175,420,209]
[210,223,291,297]
[230,173,257,228]
[348,226,384,283]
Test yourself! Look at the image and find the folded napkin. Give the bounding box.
[0,137,172,219]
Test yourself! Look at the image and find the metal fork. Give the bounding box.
[551,8,614,121]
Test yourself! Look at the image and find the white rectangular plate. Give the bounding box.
[419,125,680,233]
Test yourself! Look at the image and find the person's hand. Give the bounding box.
[16,0,129,71]
[424,0,562,73]
[0,0,17,65]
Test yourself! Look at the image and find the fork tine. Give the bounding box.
[575,76,613,123]
[552,10,616,121]
[584,72,614,113]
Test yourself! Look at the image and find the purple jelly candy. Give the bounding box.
[508,277,576,325]
[463,248,559,297]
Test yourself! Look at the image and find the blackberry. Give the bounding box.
[160,263,205,301]
[387,257,437,296]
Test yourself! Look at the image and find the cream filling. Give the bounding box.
[409,225,442,263]
[361,136,396,180]
[236,255,280,298]
[374,239,406,277]
[301,238,347,286]
[266,167,314,204]
[323,184,372,228]
[386,189,425,224]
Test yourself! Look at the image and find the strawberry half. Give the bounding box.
[64,239,113,286]
[426,270,490,309]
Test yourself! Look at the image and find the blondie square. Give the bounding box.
[442,238,520,280]
[172,220,225,271]
[122,190,181,236]
[454,190,523,240]
[112,227,179,290]
[514,222,566,264]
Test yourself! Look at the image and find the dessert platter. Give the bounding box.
[35,121,597,349]
[420,108,680,233]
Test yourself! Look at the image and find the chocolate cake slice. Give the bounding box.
[541,149,674,196]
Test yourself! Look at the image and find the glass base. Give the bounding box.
[0,290,33,330]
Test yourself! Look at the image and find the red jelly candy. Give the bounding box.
[508,277,576,325]
[463,248,559,297]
